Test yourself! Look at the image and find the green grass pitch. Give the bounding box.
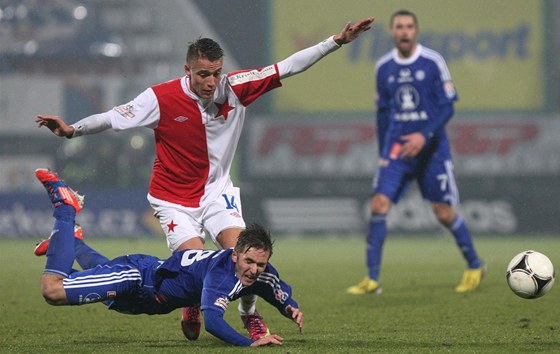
[0,235,558,353]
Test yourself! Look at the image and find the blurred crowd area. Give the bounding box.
[0,0,267,190]
[1,0,195,189]
[1,0,559,191]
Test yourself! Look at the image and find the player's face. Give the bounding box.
[232,247,271,286]
[390,15,418,58]
[184,57,223,99]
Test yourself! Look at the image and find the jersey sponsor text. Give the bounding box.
[228,65,277,86]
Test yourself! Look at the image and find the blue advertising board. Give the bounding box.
[0,189,161,238]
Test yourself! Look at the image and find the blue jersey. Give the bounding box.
[375,44,457,162]
[153,248,297,316]
[63,249,297,346]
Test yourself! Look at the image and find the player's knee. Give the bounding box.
[41,276,67,306]
[371,194,391,214]
[41,284,63,305]
[433,204,455,225]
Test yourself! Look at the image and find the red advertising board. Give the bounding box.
[242,116,560,234]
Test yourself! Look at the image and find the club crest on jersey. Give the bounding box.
[444,81,456,99]
[395,84,419,111]
[274,288,288,303]
[114,104,135,119]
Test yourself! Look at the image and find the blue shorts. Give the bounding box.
[373,157,459,205]
[63,254,175,315]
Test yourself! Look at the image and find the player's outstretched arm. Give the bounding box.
[285,305,304,334]
[333,17,375,45]
[36,115,75,138]
[277,17,374,80]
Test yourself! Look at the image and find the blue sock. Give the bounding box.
[448,215,481,269]
[45,205,76,277]
[74,238,109,270]
[366,214,387,281]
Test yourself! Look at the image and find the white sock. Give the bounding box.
[238,294,257,316]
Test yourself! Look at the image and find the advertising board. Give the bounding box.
[272,0,545,112]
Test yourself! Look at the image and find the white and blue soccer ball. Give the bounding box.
[506,250,555,299]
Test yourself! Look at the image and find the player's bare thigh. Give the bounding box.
[176,237,205,251]
[216,227,245,249]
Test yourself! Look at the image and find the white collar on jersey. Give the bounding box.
[182,75,213,109]
[392,44,423,65]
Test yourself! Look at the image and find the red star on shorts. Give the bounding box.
[167,220,177,232]
[215,100,234,120]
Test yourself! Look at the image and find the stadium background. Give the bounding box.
[0,0,559,238]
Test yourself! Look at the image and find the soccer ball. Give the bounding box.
[506,250,555,299]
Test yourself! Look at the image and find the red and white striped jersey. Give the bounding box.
[71,36,341,208]
[108,64,282,207]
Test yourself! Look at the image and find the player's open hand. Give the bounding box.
[36,115,74,138]
[333,17,375,45]
[400,132,426,158]
[285,305,304,334]
[250,334,284,346]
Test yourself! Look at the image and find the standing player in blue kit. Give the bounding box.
[33,168,303,347]
[347,10,485,295]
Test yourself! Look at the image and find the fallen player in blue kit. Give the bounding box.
[34,168,304,347]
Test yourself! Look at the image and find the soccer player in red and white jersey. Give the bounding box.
[36,17,375,340]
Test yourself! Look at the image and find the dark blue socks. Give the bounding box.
[366,214,387,281]
[448,215,481,269]
[44,205,76,277]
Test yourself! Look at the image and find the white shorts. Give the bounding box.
[147,185,245,251]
